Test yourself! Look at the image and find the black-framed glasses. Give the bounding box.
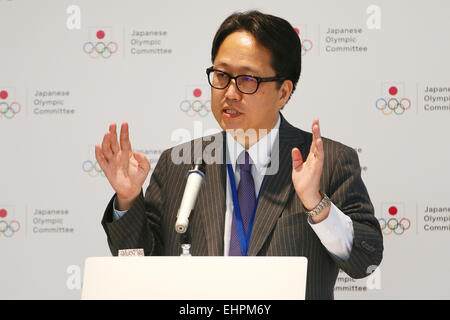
[206,67,285,95]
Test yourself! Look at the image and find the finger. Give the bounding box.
[312,120,324,161]
[308,138,316,160]
[309,119,321,159]
[312,118,320,130]
[315,137,324,161]
[312,118,321,140]
[120,122,132,153]
[291,147,303,170]
[101,131,114,160]
[109,123,120,154]
[133,151,151,173]
[95,144,109,170]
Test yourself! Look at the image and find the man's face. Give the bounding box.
[211,31,290,145]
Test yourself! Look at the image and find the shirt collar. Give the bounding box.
[226,114,281,173]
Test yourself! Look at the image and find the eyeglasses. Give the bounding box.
[206,67,285,95]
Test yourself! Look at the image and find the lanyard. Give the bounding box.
[227,163,263,256]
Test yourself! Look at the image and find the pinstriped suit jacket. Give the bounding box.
[101,113,383,300]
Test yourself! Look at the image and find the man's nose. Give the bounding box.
[224,78,242,100]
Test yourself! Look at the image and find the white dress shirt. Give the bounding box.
[114,115,354,260]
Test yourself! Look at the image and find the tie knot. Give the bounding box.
[238,151,252,173]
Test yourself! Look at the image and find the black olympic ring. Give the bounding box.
[179,100,211,117]
[0,220,21,238]
[83,41,118,59]
[376,97,411,115]
[0,101,21,119]
[82,160,105,177]
[378,217,410,235]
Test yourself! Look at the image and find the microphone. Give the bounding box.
[175,162,206,234]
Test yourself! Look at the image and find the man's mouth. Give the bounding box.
[223,107,242,118]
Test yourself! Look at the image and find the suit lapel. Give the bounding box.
[195,132,226,256]
[248,114,307,256]
[195,115,309,256]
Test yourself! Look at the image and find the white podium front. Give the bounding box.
[81,256,307,300]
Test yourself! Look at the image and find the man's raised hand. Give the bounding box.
[291,118,325,213]
[95,122,150,211]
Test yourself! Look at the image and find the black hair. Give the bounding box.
[211,10,302,96]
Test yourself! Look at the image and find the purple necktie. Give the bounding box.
[229,151,256,256]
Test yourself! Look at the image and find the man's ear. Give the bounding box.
[278,79,294,110]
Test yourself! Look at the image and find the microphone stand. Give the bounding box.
[176,161,205,256]
[180,227,191,256]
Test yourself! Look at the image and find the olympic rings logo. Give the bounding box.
[0,220,21,238]
[0,101,21,119]
[294,27,313,56]
[301,40,313,56]
[378,217,411,235]
[82,160,105,177]
[83,41,118,59]
[0,90,21,119]
[179,100,211,118]
[376,97,411,115]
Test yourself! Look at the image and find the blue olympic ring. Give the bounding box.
[82,160,105,177]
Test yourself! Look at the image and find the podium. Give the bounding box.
[81,256,307,300]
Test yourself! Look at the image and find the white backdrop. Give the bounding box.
[1,0,449,299]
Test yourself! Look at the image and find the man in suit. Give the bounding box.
[95,11,383,299]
